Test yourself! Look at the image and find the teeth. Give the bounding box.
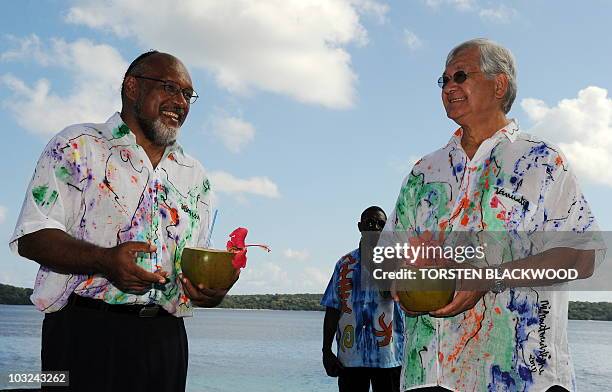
[162,111,179,119]
[450,98,465,103]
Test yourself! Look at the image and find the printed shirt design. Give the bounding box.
[387,120,602,391]
[10,113,212,317]
[321,248,405,368]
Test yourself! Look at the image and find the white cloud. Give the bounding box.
[389,155,421,174]
[479,5,517,23]
[1,35,126,135]
[303,266,330,288]
[209,171,280,198]
[521,86,612,187]
[424,0,475,11]
[403,29,423,51]
[570,291,612,302]
[241,261,291,288]
[350,0,390,24]
[283,248,310,261]
[235,261,329,293]
[66,0,389,109]
[0,205,6,224]
[423,0,517,20]
[1,34,51,64]
[212,116,256,153]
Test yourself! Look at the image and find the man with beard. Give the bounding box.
[9,51,234,392]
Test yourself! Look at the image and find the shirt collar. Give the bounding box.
[103,112,184,155]
[446,118,520,148]
[499,118,519,142]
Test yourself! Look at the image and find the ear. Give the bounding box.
[123,75,139,101]
[494,73,509,99]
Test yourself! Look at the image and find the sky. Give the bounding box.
[0,0,610,301]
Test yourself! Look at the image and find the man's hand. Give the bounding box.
[390,279,427,317]
[322,349,344,377]
[428,290,486,317]
[99,241,167,294]
[179,270,239,308]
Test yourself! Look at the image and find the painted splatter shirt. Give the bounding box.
[321,248,405,368]
[10,113,212,317]
[387,120,603,391]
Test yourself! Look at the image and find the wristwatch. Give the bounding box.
[490,266,507,294]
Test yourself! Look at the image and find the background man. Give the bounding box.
[386,38,604,392]
[9,51,234,392]
[322,206,405,392]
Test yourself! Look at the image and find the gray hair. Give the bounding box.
[446,38,517,114]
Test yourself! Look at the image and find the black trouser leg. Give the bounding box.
[41,303,188,392]
[338,367,371,392]
[370,366,402,392]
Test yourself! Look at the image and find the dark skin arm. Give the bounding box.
[179,271,239,308]
[17,228,166,294]
[19,229,238,306]
[322,306,344,377]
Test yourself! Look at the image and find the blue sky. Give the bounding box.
[1,0,610,301]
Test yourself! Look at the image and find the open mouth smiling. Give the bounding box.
[161,110,183,124]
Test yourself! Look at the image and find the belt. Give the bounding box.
[70,294,171,318]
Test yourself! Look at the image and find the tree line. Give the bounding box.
[2,283,612,320]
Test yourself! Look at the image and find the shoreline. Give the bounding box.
[2,303,612,321]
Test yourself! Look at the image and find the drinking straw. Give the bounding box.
[206,209,218,248]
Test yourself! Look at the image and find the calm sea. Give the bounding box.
[0,305,611,391]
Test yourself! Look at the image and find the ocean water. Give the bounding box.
[0,305,611,391]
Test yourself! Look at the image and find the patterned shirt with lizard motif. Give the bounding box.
[321,248,405,368]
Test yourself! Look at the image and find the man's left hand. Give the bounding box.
[179,271,239,308]
[428,290,486,317]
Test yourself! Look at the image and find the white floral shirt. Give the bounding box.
[10,113,212,317]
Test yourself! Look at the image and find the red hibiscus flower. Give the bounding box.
[226,227,271,269]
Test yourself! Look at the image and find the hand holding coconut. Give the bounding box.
[180,227,270,307]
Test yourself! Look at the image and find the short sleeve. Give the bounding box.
[320,260,341,309]
[536,151,606,264]
[9,135,84,254]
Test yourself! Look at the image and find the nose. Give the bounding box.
[442,79,458,94]
[170,89,189,109]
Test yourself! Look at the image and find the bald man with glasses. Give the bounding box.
[10,51,235,392]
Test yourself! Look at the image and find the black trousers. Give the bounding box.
[338,366,402,392]
[41,300,188,392]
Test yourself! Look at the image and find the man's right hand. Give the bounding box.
[390,279,427,317]
[98,241,167,294]
[322,349,344,377]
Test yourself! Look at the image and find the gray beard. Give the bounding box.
[134,103,180,147]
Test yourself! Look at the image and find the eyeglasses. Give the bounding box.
[437,70,481,89]
[362,219,386,230]
[133,76,199,104]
